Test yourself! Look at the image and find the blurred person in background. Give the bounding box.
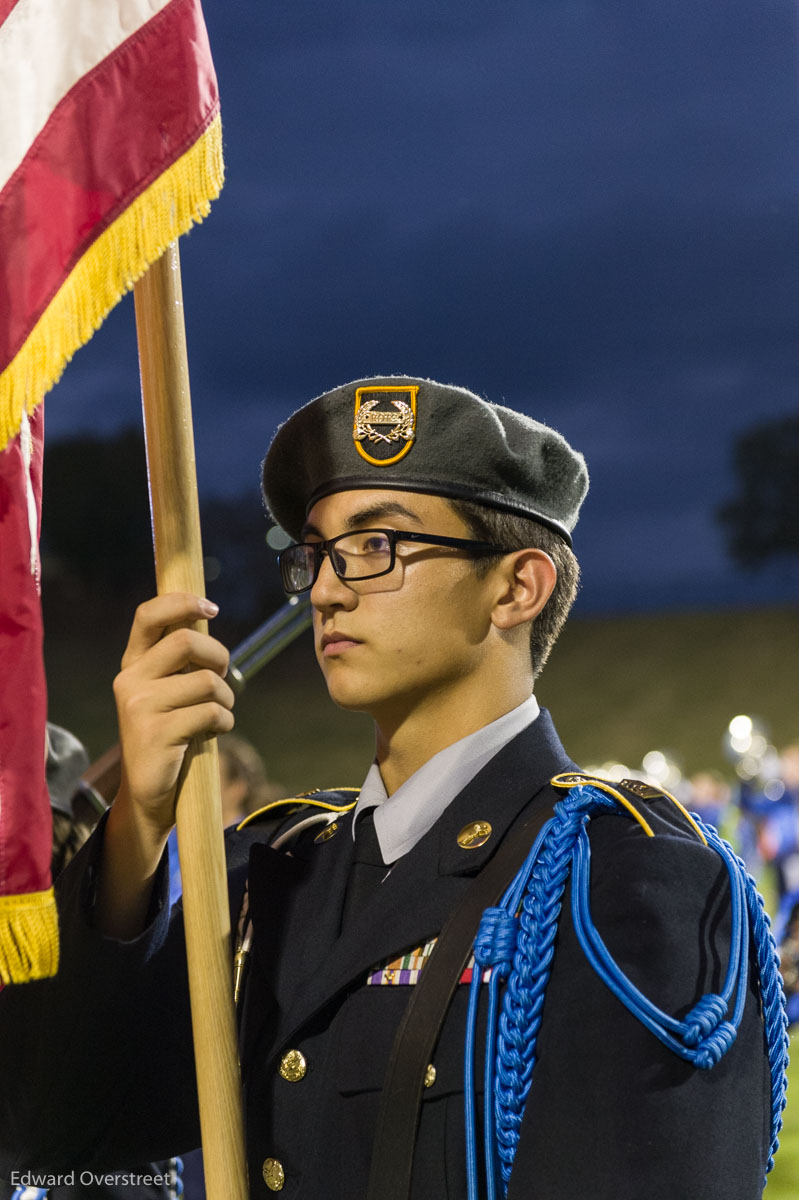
[0,725,180,1200]
[767,748,799,1022]
[759,744,799,1029]
[746,743,799,904]
[686,769,731,835]
[774,893,799,1028]
[45,724,103,880]
[218,733,286,825]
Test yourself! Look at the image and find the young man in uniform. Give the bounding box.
[0,377,775,1198]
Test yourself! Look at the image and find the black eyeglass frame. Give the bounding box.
[278,528,514,594]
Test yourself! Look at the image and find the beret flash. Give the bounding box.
[262,376,588,545]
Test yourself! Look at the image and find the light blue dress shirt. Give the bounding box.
[353,694,540,864]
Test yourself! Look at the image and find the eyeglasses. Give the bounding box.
[278,528,513,594]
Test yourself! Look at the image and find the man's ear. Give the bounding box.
[490,549,556,631]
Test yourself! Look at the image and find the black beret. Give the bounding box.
[262,376,588,545]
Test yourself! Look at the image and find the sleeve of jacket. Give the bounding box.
[0,811,252,1176]
[506,809,772,1200]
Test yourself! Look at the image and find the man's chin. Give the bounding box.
[323,676,380,714]
[324,678,421,728]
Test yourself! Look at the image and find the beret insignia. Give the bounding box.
[353,385,418,466]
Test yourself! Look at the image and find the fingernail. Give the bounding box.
[199,599,219,616]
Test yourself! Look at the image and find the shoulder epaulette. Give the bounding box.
[551,770,707,845]
[236,787,359,831]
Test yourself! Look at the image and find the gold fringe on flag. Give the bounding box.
[0,114,225,452]
[0,887,59,984]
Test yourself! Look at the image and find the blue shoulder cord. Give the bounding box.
[462,784,790,1200]
[169,1156,184,1199]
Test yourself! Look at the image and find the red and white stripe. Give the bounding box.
[0,0,172,189]
[0,0,219,375]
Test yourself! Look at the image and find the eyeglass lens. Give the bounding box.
[283,531,395,591]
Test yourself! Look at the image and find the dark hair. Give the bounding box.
[449,499,580,677]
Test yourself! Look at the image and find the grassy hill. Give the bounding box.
[537,606,799,778]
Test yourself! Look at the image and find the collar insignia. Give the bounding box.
[353,385,418,466]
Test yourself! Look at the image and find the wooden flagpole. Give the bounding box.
[133,243,248,1200]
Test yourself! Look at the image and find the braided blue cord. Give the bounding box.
[170,1156,184,1199]
[464,943,484,1200]
[470,786,790,1198]
[463,817,564,1200]
[465,907,519,1200]
[482,968,506,1200]
[479,911,517,1200]
[493,788,615,1185]
[697,820,790,1173]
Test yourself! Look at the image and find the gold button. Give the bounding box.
[423,1063,436,1089]
[262,1158,285,1191]
[314,821,339,843]
[278,1048,307,1082]
[457,820,492,849]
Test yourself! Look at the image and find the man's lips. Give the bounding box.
[320,632,363,656]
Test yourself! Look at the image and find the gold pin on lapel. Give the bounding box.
[457,820,492,849]
[314,822,339,843]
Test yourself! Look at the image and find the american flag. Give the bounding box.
[0,0,224,983]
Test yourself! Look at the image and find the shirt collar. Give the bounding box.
[353,694,540,863]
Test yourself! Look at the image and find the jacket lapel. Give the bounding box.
[268,708,575,1051]
[245,813,357,1008]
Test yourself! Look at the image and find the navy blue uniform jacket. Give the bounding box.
[0,712,772,1198]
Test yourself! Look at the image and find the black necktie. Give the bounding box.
[342,809,387,929]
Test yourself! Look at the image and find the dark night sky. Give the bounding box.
[44,0,799,612]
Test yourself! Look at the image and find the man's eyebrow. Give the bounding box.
[300,519,323,540]
[299,501,423,541]
[344,501,424,530]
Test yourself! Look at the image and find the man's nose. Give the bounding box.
[310,552,357,610]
